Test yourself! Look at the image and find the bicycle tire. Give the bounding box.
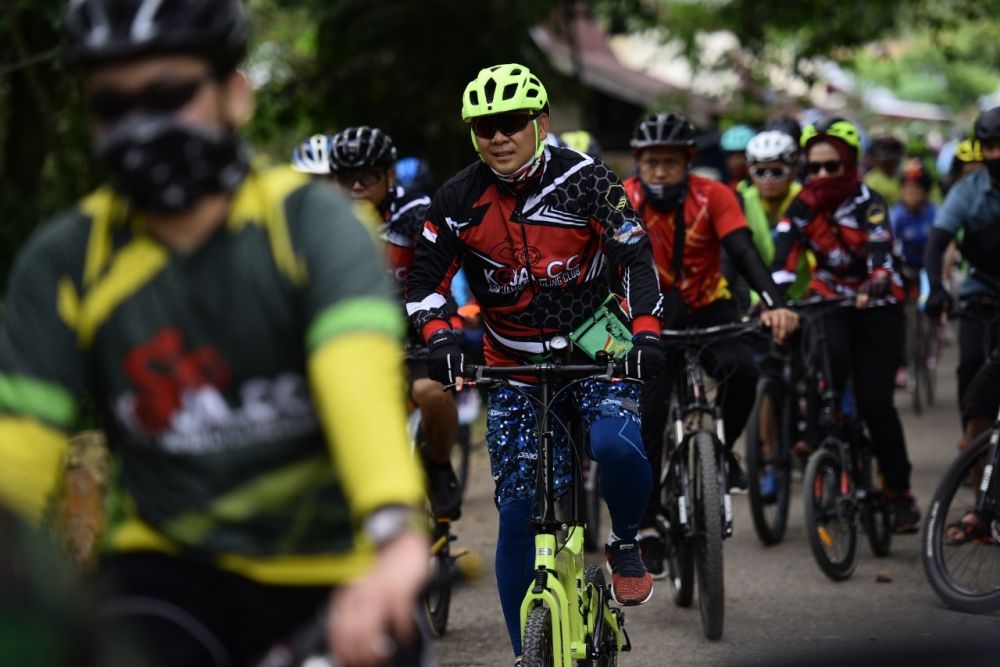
[803,446,859,581]
[522,605,555,667]
[923,321,938,408]
[746,375,792,546]
[423,548,452,637]
[663,443,694,608]
[580,566,618,667]
[860,443,893,558]
[910,310,925,416]
[693,432,725,640]
[922,430,1000,614]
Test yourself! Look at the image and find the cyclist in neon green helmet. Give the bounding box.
[461,63,551,180]
[410,63,667,663]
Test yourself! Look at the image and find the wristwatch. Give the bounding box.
[363,505,424,550]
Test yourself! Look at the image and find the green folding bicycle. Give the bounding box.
[459,344,629,666]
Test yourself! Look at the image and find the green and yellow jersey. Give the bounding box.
[741,181,813,301]
[0,165,423,585]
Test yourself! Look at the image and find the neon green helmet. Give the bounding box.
[801,117,862,158]
[462,63,548,121]
[462,63,549,158]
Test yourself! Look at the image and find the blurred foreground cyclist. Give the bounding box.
[406,63,665,662]
[0,2,427,665]
[330,125,463,521]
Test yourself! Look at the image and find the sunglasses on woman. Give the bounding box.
[471,111,540,139]
[88,74,214,123]
[805,160,843,176]
[749,165,791,181]
[333,168,385,188]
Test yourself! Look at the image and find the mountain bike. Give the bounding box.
[656,318,764,641]
[922,275,1000,613]
[744,323,803,546]
[799,297,893,581]
[458,345,629,666]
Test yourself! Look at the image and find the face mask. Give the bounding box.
[642,180,686,212]
[986,158,1000,183]
[95,115,249,214]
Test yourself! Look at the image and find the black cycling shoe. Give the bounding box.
[427,461,462,520]
[639,533,667,580]
[726,450,749,494]
[891,493,920,534]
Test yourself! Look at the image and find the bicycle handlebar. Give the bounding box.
[659,318,765,346]
[458,359,623,384]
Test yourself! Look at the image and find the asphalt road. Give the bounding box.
[433,344,1000,666]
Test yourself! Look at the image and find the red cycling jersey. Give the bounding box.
[623,174,746,310]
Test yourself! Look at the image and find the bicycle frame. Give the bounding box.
[462,359,626,666]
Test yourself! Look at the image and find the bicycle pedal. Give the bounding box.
[616,610,632,652]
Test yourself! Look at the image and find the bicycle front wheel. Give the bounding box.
[522,605,556,667]
[693,432,725,640]
[746,375,793,545]
[923,431,1000,613]
[803,446,859,581]
[859,443,893,558]
[423,527,453,637]
[581,566,618,667]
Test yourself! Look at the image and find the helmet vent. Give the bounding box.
[501,83,517,101]
[526,89,538,98]
[469,91,479,106]
[484,78,497,102]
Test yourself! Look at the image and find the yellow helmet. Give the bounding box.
[955,138,983,163]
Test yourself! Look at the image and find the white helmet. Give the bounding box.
[746,130,799,164]
[291,134,334,174]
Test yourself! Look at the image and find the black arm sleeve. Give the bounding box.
[722,227,786,308]
[924,227,954,288]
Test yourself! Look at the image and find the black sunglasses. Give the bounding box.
[471,111,539,140]
[88,74,215,123]
[805,160,843,176]
[750,165,791,181]
[333,168,385,188]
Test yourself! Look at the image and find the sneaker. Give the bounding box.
[604,540,653,605]
[426,462,462,520]
[638,533,666,580]
[759,468,778,503]
[513,659,523,667]
[726,450,748,494]
[891,493,920,534]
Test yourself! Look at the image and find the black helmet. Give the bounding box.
[330,126,398,171]
[630,112,696,150]
[974,107,1000,142]
[63,0,249,74]
[764,114,802,147]
[867,136,904,160]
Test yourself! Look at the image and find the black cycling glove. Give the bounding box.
[425,330,464,386]
[924,285,952,320]
[860,270,892,299]
[624,332,666,381]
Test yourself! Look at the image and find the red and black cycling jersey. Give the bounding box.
[772,182,903,302]
[379,184,432,287]
[405,146,663,366]
[623,174,746,310]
